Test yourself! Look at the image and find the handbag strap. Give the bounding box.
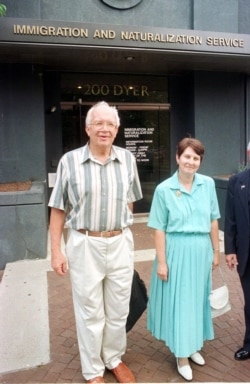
[215,266,227,286]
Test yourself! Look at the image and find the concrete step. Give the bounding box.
[0,259,52,374]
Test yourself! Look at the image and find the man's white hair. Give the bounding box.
[85,101,120,127]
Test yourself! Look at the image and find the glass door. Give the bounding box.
[116,105,170,213]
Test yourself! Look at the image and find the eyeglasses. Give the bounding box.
[90,121,117,129]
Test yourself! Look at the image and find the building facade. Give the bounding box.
[1,0,250,268]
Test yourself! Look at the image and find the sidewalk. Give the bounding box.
[0,218,249,383]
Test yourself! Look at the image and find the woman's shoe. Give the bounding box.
[189,352,205,366]
[177,359,193,381]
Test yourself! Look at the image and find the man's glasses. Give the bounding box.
[90,121,117,129]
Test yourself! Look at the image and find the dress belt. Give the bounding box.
[78,229,123,237]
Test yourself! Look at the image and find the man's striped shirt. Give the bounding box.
[49,144,143,231]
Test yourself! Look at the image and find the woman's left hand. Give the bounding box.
[157,262,168,281]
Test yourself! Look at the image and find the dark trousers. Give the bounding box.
[240,259,250,350]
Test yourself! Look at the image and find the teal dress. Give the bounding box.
[147,171,220,357]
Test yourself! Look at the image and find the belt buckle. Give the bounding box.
[101,231,109,237]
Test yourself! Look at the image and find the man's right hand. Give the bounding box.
[51,251,68,276]
[49,207,67,276]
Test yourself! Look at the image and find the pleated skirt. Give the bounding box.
[147,232,214,357]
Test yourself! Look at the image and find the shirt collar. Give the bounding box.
[80,144,91,163]
[170,170,204,192]
[80,143,122,163]
[111,145,123,162]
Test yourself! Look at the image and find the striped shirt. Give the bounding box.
[49,144,143,231]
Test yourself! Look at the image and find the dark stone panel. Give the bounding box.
[3,0,192,28]
[194,72,244,177]
[0,64,46,183]
[0,182,47,269]
[2,0,41,18]
[193,0,238,33]
[40,0,191,27]
[238,0,250,34]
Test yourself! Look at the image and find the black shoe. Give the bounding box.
[234,348,250,360]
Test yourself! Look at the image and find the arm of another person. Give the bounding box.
[225,253,238,270]
[50,207,68,276]
[210,219,220,269]
[224,177,239,270]
[155,229,168,281]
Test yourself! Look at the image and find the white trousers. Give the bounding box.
[65,228,134,380]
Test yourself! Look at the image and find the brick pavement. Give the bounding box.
[0,222,250,383]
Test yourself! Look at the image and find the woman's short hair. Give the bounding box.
[176,138,205,162]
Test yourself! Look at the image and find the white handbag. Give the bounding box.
[209,267,231,318]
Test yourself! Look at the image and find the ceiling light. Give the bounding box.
[125,56,135,61]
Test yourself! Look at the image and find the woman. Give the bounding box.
[147,138,220,381]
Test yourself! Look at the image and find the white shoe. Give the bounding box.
[189,352,205,366]
[177,359,193,381]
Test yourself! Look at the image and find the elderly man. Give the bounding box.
[49,101,142,383]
